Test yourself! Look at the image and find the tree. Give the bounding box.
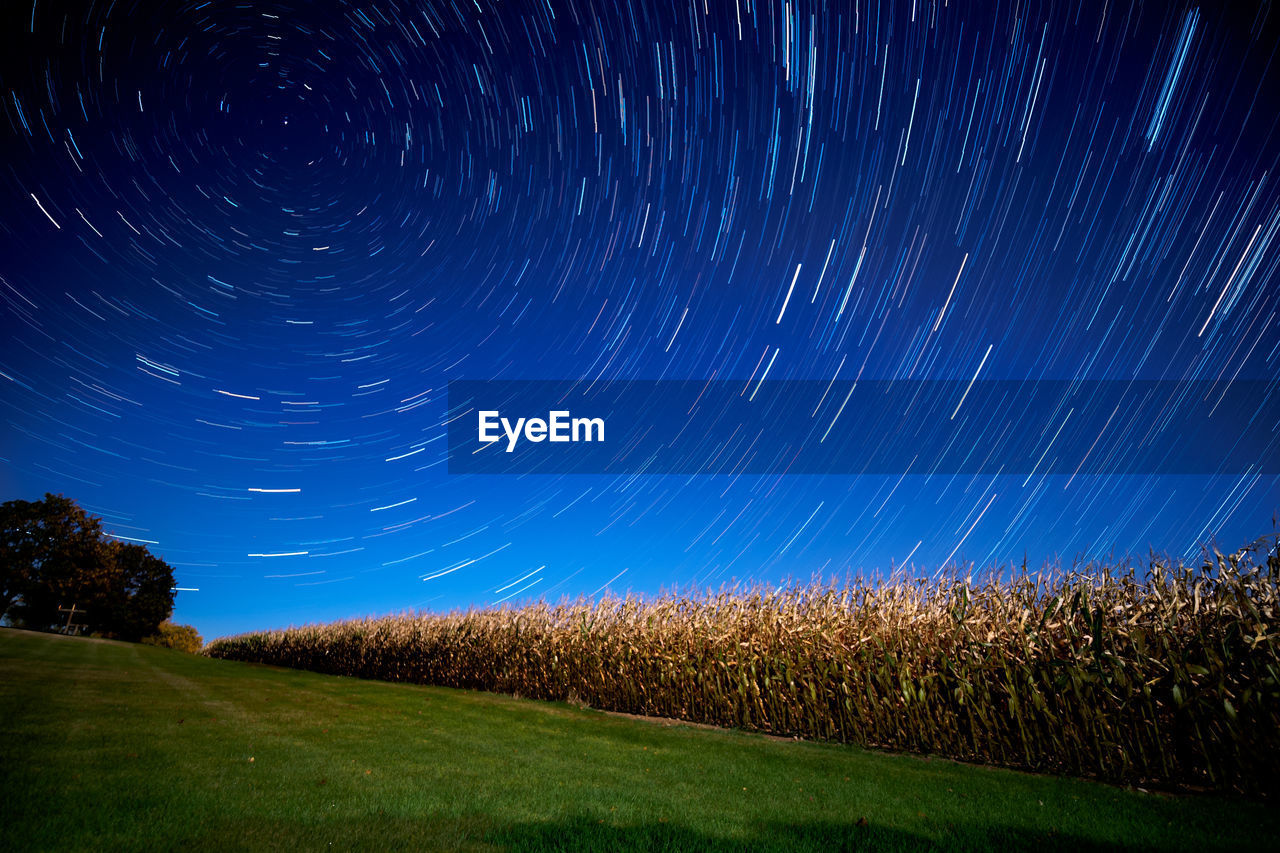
[0,498,39,620]
[1,494,107,628]
[142,621,203,653]
[92,542,176,641]
[0,494,175,639]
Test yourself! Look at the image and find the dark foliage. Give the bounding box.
[0,493,174,640]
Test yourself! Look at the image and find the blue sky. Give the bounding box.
[2,0,1277,639]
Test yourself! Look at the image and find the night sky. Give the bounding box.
[2,0,1278,640]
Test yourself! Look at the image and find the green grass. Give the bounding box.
[1,628,1273,851]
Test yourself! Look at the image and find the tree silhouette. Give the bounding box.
[93,542,176,641]
[1,493,175,640]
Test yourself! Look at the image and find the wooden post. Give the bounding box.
[58,603,88,635]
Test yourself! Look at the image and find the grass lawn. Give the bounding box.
[0,628,1273,851]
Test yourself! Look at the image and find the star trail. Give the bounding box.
[1,0,1278,639]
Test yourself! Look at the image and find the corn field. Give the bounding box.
[206,536,1280,795]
